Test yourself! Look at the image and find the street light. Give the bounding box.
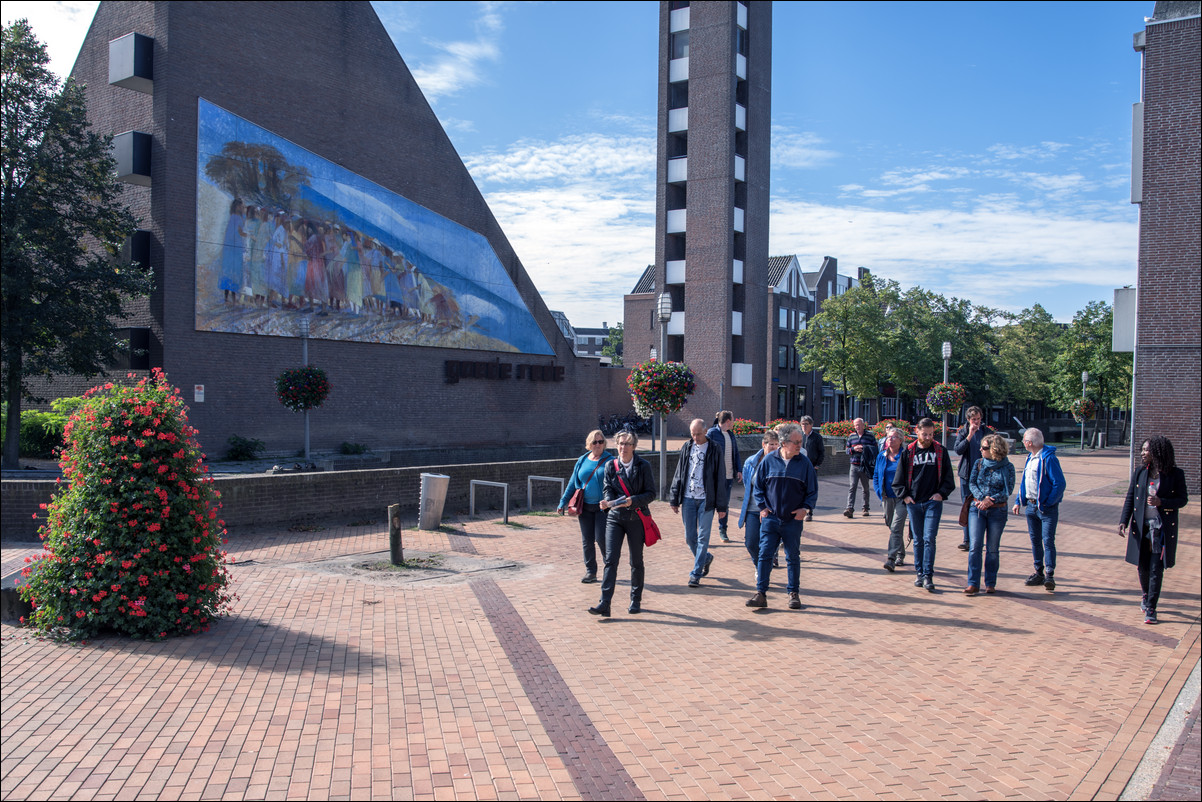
[658,291,673,500]
[941,341,952,447]
[1081,371,1089,451]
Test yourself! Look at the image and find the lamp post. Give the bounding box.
[658,291,673,500]
[300,318,311,461]
[1080,370,1089,451]
[941,341,952,447]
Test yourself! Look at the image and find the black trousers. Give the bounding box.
[1137,532,1165,611]
[599,515,645,606]
[577,505,607,575]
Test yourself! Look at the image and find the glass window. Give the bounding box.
[778,345,788,369]
[779,308,788,329]
[671,31,689,59]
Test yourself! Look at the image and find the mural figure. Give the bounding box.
[194,98,553,354]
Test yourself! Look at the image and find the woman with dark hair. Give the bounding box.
[1119,437,1188,624]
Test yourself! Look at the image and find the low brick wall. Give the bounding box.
[2,451,685,540]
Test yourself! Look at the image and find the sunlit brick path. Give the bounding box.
[3,449,1198,800]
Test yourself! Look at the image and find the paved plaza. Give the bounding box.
[2,447,1198,800]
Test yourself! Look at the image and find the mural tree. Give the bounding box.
[203,142,310,209]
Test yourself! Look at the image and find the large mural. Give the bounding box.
[194,98,553,355]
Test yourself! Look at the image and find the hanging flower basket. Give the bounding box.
[925,382,967,416]
[627,360,695,417]
[275,366,331,413]
[1070,398,1096,422]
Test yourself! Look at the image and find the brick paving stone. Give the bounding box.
[1,450,1197,799]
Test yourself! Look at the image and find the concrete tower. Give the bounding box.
[655,0,771,432]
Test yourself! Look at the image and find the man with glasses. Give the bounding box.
[748,423,819,610]
[798,416,825,522]
[669,419,729,588]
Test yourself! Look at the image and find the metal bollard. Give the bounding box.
[389,503,403,565]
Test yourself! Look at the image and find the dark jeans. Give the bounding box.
[717,478,734,532]
[1025,502,1059,573]
[599,515,645,606]
[756,515,803,594]
[743,512,762,567]
[577,504,607,576]
[960,484,970,544]
[906,499,944,578]
[1137,532,1165,611]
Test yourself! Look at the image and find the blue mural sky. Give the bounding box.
[194,98,553,355]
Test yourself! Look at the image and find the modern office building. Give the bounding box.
[53,0,631,461]
[634,0,772,433]
[1130,0,1201,491]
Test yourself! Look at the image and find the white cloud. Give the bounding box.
[409,1,504,101]
[985,141,1071,161]
[771,128,838,170]
[465,133,655,185]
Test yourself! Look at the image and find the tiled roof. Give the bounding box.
[767,255,793,287]
[630,264,655,294]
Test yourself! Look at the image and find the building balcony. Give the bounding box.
[737,2,748,29]
[735,104,746,131]
[732,363,753,387]
[667,156,687,183]
[667,311,685,336]
[736,53,747,80]
[733,259,744,284]
[735,154,745,182]
[668,107,688,133]
[733,207,744,233]
[666,209,687,233]
[666,260,686,284]
[670,57,688,83]
[670,6,689,33]
[732,311,743,336]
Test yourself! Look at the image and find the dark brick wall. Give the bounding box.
[1133,15,1201,492]
[57,1,612,460]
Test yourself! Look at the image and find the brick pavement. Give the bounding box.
[2,448,1199,800]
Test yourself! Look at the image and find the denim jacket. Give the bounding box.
[969,457,1015,505]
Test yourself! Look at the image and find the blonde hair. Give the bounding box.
[585,429,606,449]
[983,434,1009,459]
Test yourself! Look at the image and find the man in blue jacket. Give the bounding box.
[748,424,819,610]
[1012,428,1066,591]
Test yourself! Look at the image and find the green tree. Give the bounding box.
[1051,301,1131,443]
[1,20,150,468]
[994,304,1061,406]
[601,321,623,365]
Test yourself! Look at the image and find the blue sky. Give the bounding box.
[7,1,1153,329]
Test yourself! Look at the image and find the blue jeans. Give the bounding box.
[743,511,762,567]
[1025,502,1059,573]
[906,499,944,578]
[967,505,1008,588]
[681,496,715,581]
[756,515,802,594]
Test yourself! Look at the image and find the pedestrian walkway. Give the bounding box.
[2,449,1198,800]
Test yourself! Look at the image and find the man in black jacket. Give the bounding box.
[799,416,824,521]
[893,418,956,592]
[670,419,729,588]
[953,406,995,551]
[844,418,877,518]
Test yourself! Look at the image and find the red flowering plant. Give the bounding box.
[627,360,695,417]
[1070,398,1096,422]
[19,370,235,640]
[730,418,764,435]
[872,419,913,439]
[275,365,331,413]
[925,382,968,416]
[820,420,856,438]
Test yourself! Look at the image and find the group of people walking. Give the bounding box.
[557,411,1188,625]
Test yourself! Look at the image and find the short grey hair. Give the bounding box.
[616,430,639,447]
[775,423,800,442]
[800,415,814,425]
[1023,428,1045,448]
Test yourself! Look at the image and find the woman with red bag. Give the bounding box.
[589,431,657,617]
[557,430,614,584]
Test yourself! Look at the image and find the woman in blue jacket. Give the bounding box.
[966,435,1016,595]
[558,430,614,584]
[873,429,907,572]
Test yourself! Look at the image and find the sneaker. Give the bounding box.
[957,542,969,551]
[687,577,700,588]
[1141,594,1149,614]
[963,585,979,596]
[805,512,813,522]
[896,555,905,567]
[788,592,802,610]
[883,560,896,573]
[719,531,730,543]
[746,592,767,608]
[581,573,597,584]
[924,576,935,592]
[843,509,854,519]
[1024,571,1046,587]
[862,509,870,517]
[702,552,714,577]
[1144,609,1157,624]
[1044,573,1055,592]
[914,576,924,588]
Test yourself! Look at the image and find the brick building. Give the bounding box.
[1131,0,1201,492]
[50,1,632,461]
[631,0,772,434]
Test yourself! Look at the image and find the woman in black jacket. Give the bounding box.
[589,430,657,617]
[1119,436,1189,625]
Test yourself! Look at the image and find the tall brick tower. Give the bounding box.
[655,1,771,433]
[1131,0,1201,492]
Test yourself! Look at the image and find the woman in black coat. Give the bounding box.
[1119,436,1189,624]
[589,430,657,618]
